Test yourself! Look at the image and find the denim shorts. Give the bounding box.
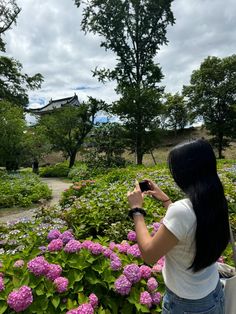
[162,280,225,314]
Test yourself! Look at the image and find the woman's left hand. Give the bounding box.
[127,182,144,209]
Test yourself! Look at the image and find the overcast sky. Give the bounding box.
[3,0,236,110]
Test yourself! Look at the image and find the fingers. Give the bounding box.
[135,179,141,192]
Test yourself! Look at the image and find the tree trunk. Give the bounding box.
[32,160,39,174]
[218,133,224,159]
[135,134,143,165]
[69,151,77,168]
[150,150,157,165]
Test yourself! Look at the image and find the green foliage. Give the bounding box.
[62,166,183,242]
[40,162,70,178]
[74,0,175,164]
[0,171,51,208]
[183,54,236,158]
[0,101,26,170]
[162,92,189,133]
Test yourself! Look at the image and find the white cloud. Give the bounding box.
[3,0,236,108]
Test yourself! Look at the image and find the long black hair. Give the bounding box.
[168,139,229,272]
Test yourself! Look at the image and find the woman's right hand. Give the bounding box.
[144,179,170,202]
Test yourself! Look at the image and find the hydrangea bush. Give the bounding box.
[0,228,165,313]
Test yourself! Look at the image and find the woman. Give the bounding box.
[127,139,229,313]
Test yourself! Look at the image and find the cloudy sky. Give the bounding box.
[3,0,236,111]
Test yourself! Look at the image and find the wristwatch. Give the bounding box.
[128,207,146,219]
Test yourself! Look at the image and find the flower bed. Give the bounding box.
[0,172,52,208]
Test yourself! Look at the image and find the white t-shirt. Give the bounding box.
[162,198,219,299]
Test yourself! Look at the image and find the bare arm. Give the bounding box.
[133,214,178,264]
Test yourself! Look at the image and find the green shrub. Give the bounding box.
[0,172,52,208]
[40,162,70,178]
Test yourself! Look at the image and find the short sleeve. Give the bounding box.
[162,199,195,241]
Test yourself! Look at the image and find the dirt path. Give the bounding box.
[0,178,72,224]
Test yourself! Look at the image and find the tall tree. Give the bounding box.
[39,98,107,168]
[0,100,26,170]
[183,55,236,158]
[74,0,175,164]
[0,0,21,51]
[162,92,189,135]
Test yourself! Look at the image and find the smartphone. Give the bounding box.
[139,180,150,192]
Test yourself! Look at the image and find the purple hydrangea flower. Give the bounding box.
[7,286,33,312]
[123,264,141,284]
[47,229,61,241]
[114,275,132,295]
[60,231,74,244]
[82,240,93,250]
[54,277,69,293]
[110,253,119,261]
[140,291,152,308]
[153,222,161,232]
[13,259,24,268]
[27,256,50,276]
[38,246,47,254]
[147,277,158,292]
[46,264,62,281]
[110,258,122,271]
[0,277,4,292]
[48,239,64,252]
[89,293,98,308]
[151,291,162,305]
[102,247,113,258]
[127,231,137,242]
[89,243,103,255]
[139,265,152,279]
[64,240,82,253]
[127,244,141,258]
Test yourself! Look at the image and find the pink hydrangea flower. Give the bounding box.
[116,242,130,254]
[218,256,224,263]
[0,277,4,292]
[140,265,152,279]
[27,256,50,276]
[89,293,98,308]
[13,259,24,268]
[60,231,74,244]
[153,222,161,232]
[89,243,103,255]
[140,291,152,308]
[110,258,122,271]
[48,239,64,252]
[123,264,141,284]
[152,257,165,273]
[46,264,62,281]
[114,275,132,295]
[127,231,137,242]
[151,291,162,305]
[54,277,69,293]
[0,272,4,278]
[82,240,93,250]
[127,244,141,258]
[109,242,116,250]
[7,286,33,312]
[66,309,78,314]
[47,229,61,241]
[147,277,158,292]
[77,303,94,314]
[64,240,82,253]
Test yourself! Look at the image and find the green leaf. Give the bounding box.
[0,302,7,314]
[51,295,60,309]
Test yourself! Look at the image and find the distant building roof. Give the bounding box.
[28,94,80,115]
